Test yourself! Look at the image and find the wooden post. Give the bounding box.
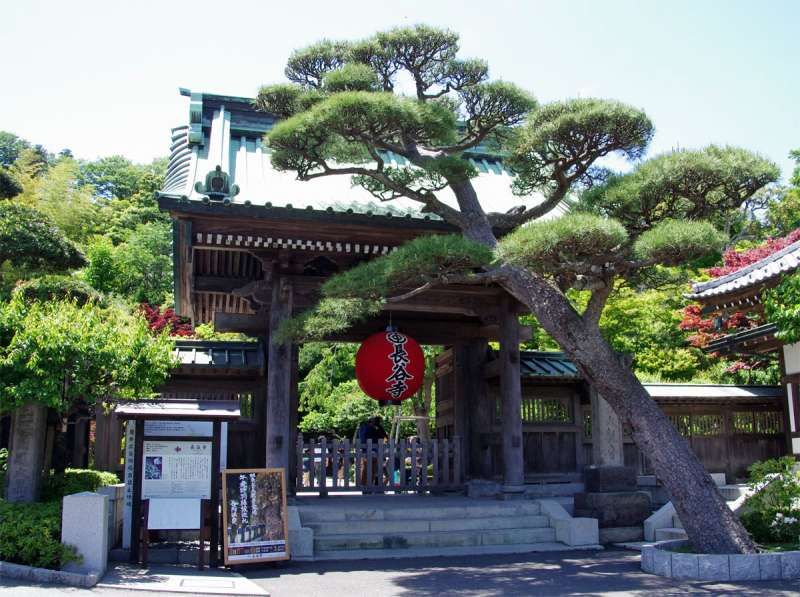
[266,275,294,471]
[130,419,144,564]
[499,297,525,492]
[210,421,221,567]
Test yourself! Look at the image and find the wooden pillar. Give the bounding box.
[454,342,487,481]
[499,299,524,491]
[288,345,300,492]
[129,419,144,564]
[5,402,47,502]
[210,420,221,567]
[94,408,110,472]
[266,276,294,470]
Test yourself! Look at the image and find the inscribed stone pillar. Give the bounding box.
[266,276,294,470]
[6,402,47,502]
[499,300,525,491]
[62,492,109,575]
[590,388,624,467]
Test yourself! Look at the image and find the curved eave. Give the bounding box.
[157,193,459,232]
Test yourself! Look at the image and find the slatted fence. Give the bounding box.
[296,434,463,494]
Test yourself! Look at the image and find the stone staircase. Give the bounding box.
[296,497,586,561]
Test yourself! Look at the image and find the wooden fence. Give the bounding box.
[296,435,463,494]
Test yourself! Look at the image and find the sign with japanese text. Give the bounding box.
[221,468,289,564]
[141,440,212,499]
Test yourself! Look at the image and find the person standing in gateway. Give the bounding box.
[357,416,388,488]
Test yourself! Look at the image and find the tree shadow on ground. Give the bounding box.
[243,550,798,596]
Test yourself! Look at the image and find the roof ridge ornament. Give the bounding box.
[195,165,240,205]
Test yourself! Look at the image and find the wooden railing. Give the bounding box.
[295,434,463,494]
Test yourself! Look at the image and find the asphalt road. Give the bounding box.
[2,550,797,596]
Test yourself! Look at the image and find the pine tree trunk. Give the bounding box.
[499,263,756,554]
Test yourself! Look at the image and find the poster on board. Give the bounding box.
[222,468,289,564]
[141,440,212,499]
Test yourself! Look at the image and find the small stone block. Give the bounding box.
[780,552,800,579]
[584,466,637,492]
[729,554,759,581]
[554,517,598,546]
[759,553,782,580]
[652,548,672,577]
[573,491,651,527]
[671,552,699,580]
[697,554,729,581]
[641,546,655,574]
[61,492,109,576]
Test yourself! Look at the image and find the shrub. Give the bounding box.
[0,500,79,569]
[41,468,119,501]
[740,457,800,545]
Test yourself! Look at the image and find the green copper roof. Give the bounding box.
[159,90,564,222]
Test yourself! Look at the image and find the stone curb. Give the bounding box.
[0,560,99,588]
[640,540,800,581]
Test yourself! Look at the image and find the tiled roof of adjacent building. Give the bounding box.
[158,89,564,223]
[519,351,580,379]
[173,339,263,373]
[688,237,800,300]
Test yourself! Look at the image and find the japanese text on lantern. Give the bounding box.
[386,332,414,399]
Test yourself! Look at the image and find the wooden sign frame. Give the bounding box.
[221,468,290,565]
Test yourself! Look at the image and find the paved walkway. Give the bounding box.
[2,550,798,596]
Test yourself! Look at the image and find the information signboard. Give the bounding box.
[221,468,289,564]
[141,440,212,499]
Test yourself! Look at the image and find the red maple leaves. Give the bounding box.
[139,303,193,337]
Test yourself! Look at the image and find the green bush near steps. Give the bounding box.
[41,468,119,501]
[0,468,119,570]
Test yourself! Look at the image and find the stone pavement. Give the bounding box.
[2,550,799,596]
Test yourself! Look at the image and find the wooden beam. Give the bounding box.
[499,297,524,490]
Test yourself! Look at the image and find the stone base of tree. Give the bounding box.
[0,560,99,588]
[641,540,800,580]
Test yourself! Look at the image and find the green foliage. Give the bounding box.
[324,234,493,299]
[298,343,357,411]
[764,272,800,343]
[634,347,700,381]
[285,39,350,88]
[323,63,380,93]
[13,275,101,306]
[193,322,254,342]
[0,202,85,272]
[79,155,150,200]
[84,237,121,294]
[41,468,119,501]
[24,158,100,242]
[497,213,627,274]
[0,297,175,412]
[255,84,325,119]
[633,219,727,265]
[277,298,383,343]
[82,223,172,304]
[0,131,30,167]
[581,146,780,236]
[0,500,79,569]
[509,98,654,195]
[267,91,457,177]
[740,457,800,545]
[0,168,21,199]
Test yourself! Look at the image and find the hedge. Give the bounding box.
[0,468,119,570]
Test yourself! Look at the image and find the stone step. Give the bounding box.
[719,485,747,501]
[655,527,688,542]
[307,514,551,536]
[299,501,541,523]
[313,541,596,561]
[314,526,557,552]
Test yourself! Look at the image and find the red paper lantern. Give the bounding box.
[355,330,425,404]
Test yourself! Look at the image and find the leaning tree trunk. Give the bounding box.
[500,264,756,554]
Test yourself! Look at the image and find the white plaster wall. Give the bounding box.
[784,342,800,376]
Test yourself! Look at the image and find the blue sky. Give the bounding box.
[2,0,798,179]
